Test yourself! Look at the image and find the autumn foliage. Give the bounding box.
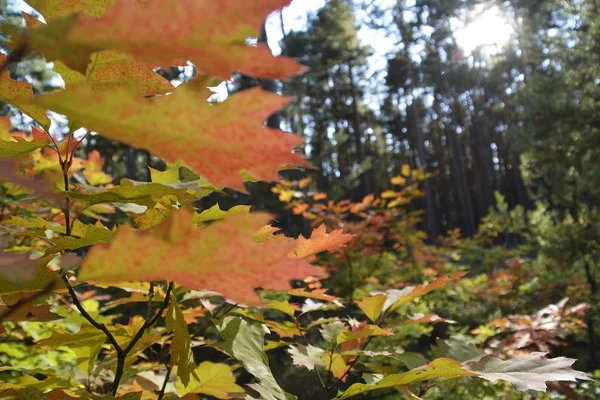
[0,1,591,399]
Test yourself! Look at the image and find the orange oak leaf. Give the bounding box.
[0,54,50,129]
[79,210,325,304]
[382,272,467,314]
[294,224,354,258]
[26,0,119,21]
[34,83,311,190]
[27,0,307,79]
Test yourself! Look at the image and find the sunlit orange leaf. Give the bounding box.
[79,210,324,304]
[0,54,50,129]
[391,175,406,185]
[81,150,112,186]
[25,0,117,21]
[298,177,310,188]
[313,192,327,201]
[34,84,311,190]
[383,272,467,314]
[28,0,307,79]
[294,224,354,258]
[292,203,309,215]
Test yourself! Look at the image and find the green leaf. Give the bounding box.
[44,223,114,256]
[265,299,295,317]
[194,204,251,224]
[287,344,326,370]
[166,298,197,387]
[0,134,50,158]
[68,178,213,207]
[431,338,485,363]
[215,316,296,400]
[335,358,476,399]
[319,321,345,344]
[464,353,591,392]
[175,361,245,398]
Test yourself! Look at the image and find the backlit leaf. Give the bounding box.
[337,325,392,345]
[34,84,310,190]
[464,353,591,392]
[288,344,326,370]
[355,294,387,322]
[79,210,324,304]
[294,224,354,258]
[27,0,306,79]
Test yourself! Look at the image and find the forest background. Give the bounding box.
[0,0,599,399]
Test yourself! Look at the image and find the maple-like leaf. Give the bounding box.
[79,210,323,304]
[288,344,326,370]
[27,0,307,79]
[464,353,591,392]
[34,83,310,190]
[294,224,354,258]
[0,118,51,158]
[0,54,50,129]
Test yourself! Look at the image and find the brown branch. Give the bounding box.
[63,276,122,353]
[111,282,174,395]
[157,364,173,400]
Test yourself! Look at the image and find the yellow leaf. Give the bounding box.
[176,362,245,398]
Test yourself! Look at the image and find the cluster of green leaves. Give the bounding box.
[0,1,592,399]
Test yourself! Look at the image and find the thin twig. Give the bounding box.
[157,364,173,400]
[63,276,122,353]
[111,282,174,395]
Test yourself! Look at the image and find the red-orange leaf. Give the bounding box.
[294,224,354,258]
[28,0,307,79]
[79,210,324,304]
[34,83,311,190]
[383,272,467,314]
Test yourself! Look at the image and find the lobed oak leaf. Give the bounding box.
[288,344,326,370]
[194,204,251,224]
[34,84,311,190]
[380,272,467,314]
[79,210,324,304]
[0,54,50,129]
[26,0,118,21]
[27,0,307,79]
[294,224,354,258]
[464,353,591,392]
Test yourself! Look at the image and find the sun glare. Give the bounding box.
[453,6,514,57]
